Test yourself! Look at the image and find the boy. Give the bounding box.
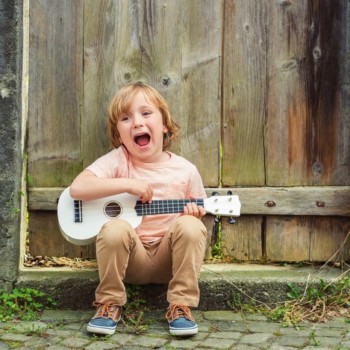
[70,82,207,336]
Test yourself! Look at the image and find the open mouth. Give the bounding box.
[134,133,150,147]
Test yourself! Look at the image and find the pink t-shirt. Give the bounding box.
[86,146,206,243]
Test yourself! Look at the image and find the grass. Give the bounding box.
[121,285,153,334]
[276,276,349,325]
[226,270,350,327]
[0,288,57,321]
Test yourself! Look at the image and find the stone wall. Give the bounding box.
[0,0,23,291]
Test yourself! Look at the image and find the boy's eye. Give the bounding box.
[120,115,130,121]
[142,111,152,116]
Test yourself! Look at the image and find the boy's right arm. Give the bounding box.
[69,169,153,202]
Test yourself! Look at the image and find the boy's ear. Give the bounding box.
[163,125,169,133]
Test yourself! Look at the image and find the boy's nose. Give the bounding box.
[133,114,144,127]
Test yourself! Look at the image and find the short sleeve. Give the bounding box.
[86,147,128,178]
[187,166,207,199]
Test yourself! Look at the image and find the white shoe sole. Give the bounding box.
[87,324,116,335]
[169,326,198,336]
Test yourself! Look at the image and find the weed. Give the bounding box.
[210,215,223,258]
[121,285,152,334]
[0,288,57,321]
[6,190,24,215]
[227,275,350,327]
[286,282,303,300]
[309,330,320,346]
[22,324,47,336]
[228,290,257,316]
[265,277,350,325]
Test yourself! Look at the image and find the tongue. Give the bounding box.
[136,135,149,146]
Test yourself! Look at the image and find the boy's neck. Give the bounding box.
[129,150,171,164]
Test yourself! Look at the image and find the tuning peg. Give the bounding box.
[227,190,232,195]
[212,191,219,196]
[228,217,236,224]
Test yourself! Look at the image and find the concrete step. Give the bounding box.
[16,263,345,310]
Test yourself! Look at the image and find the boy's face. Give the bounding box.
[117,91,168,163]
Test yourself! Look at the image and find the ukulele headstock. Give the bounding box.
[204,195,241,216]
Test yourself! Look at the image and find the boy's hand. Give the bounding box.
[128,179,153,203]
[184,202,206,219]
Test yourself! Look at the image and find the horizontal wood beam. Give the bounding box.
[28,186,350,216]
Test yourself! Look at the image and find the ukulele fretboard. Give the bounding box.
[135,199,204,216]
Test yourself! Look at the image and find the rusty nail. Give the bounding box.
[265,201,276,207]
[316,201,325,207]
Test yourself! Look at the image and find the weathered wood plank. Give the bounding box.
[266,0,349,185]
[174,0,223,186]
[82,0,223,187]
[266,217,312,262]
[222,187,350,216]
[222,0,267,186]
[27,0,83,186]
[263,0,350,262]
[83,0,134,167]
[28,211,96,258]
[309,217,350,261]
[266,216,350,262]
[337,0,350,184]
[28,186,350,216]
[220,216,263,261]
[25,0,350,264]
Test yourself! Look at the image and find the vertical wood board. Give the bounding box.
[83,0,222,185]
[83,0,141,167]
[266,0,348,186]
[175,0,223,186]
[29,211,96,258]
[222,0,267,186]
[336,0,350,184]
[220,216,263,261]
[27,0,83,186]
[266,216,350,262]
[25,0,350,263]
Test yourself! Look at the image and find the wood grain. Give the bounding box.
[29,186,350,216]
[222,0,267,186]
[26,0,350,262]
[27,0,83,186]
[175,0,223,186]
[29,211,96,258]
[265,0,349,186]
[266,216,350,262]
[220,216,263,261]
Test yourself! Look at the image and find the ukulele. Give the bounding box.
[57,187,241,245]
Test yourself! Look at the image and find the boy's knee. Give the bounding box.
[97,219,133,245]
[173,215,207,240]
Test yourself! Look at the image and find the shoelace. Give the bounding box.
[93,302,118,319]
[166,304,194,322]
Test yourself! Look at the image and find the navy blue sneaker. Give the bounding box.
[87,303,122,335]
[166,304,198,336]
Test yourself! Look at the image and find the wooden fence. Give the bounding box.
[27,0,350,262]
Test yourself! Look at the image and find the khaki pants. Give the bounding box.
[94,215,208,307]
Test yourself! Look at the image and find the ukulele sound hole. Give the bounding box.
[104,201,122,218]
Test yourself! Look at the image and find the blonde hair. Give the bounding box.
[108,82,180,150]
